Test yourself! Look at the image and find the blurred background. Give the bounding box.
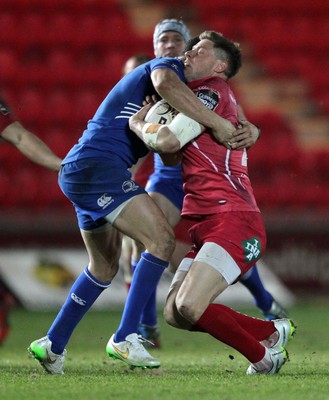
[0,0,328,317]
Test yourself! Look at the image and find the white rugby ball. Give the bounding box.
[144,99,177,125]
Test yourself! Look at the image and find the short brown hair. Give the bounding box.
[199,31,242,79]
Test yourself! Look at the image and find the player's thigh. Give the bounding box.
[113,193,175,259]
[148,191,181,227]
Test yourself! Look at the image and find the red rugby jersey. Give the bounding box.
[181,76,260,216]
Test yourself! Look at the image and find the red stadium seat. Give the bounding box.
[1,0,328,215]
[16,87,46,126]
[73,89,101,124]
[0,48,20,84]
[45,13,76,47]
[42,128,75,160]
[7,168,40,209]
[0,13,19,46]
[20,13,48,47]
[43,49,78,89]
[45,89,72,125]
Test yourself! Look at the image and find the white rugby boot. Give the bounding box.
[106,333,160,368]
[246,345,288,375]
[28,336,67,375]
[262,318,296,348]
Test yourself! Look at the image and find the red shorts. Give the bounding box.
[174,218,194,244]
[185,211,267,277]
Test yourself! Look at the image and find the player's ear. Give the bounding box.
[214,60,228,75]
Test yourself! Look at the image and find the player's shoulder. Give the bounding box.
[150,56,184,71]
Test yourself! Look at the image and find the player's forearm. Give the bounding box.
[2,122,62,171]
[18,133,62,171]
[129,113,180,153]
[152,69,234,135]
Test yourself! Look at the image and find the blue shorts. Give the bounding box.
[145,173,184,211]
[59,158,146,230]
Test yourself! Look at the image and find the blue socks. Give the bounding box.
[48,267,110,354]
[140,289,157,327]
[240,264,273,312]
[115,252,168,342]
[131,260,158,328]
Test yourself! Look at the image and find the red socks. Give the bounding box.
[195,303,275,363]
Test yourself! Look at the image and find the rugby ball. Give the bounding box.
[144,99,177,125]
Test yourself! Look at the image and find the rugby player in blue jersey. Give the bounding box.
[28,34,241,374]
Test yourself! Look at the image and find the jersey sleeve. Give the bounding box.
[0,97,16,133]
[149,57,186,83]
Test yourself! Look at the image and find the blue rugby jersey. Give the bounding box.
[63,57,186,168]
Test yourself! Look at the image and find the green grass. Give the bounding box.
[1,300,329,400]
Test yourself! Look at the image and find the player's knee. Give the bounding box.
[163,300,186,329]
[148,227,176,259]
[103,261,120,282]
[163,231,176,257]
[176,297,202,324]
[90,257,120,283]
[163,305,177,327]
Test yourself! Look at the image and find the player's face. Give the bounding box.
[122,58,140,75]
[155,31,186,57]
[183,39,221,82]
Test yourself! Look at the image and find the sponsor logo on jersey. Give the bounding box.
[170,62,179,72]
[122,180,139,193]
[71,292,86,306]
[196,89,219,110]
[242,237,261,262]
[97,193,114,209]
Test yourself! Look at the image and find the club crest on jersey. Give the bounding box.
[242,237,262,262]
[122,180,139,193]
[196,89,219,110]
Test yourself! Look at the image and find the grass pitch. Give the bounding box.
[1,300,328,400]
